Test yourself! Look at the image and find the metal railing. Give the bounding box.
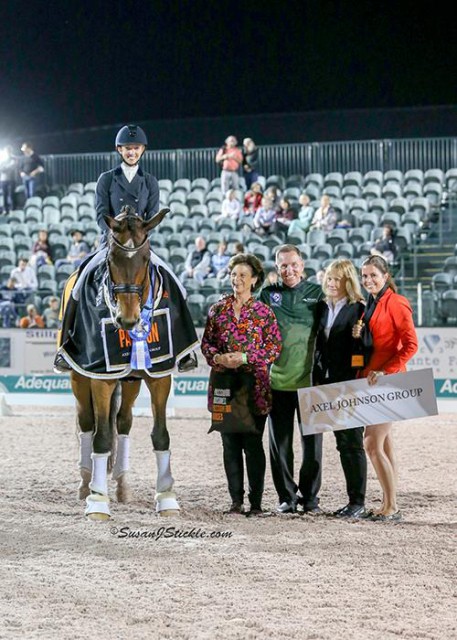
[42,136,457,186]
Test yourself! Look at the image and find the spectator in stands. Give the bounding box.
[211,241,231,280]
[10,258,38,291]
[0,285,18,328]
[264,186,281,209]
[253,196,277,236]
[0,145,17,214]
[19,142,44,198]
[29,229,52,269]
[370,224,397,264]
[66,229,90,267]
[43,296,60,329]
[288,194,315,236]
[243,182,263,215]
[309,194,337,232]
[232,242,245,255]
[180,236,212,285]
[219,189,242,221]
[215,136,243,195]
[274,198,296,238]
[242,138,259,189]
[264,269,279,286]
[19,303,45,328]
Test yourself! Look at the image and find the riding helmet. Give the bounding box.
[115,124,148,147]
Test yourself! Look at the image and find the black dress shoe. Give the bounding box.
[224,503,245,515]
[177,352,198,373]
[333,504,367,519]
[276,501,297,514]
[302,506,324,515]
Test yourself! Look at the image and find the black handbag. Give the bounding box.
[208,369,260,434]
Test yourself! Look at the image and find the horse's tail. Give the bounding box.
[107,382,121,473]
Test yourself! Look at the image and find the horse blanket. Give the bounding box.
[58,259,199,379]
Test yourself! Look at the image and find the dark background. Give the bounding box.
[1,1,456,153]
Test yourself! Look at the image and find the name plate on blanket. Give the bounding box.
[298,368,438,436]
[101,309,173,371]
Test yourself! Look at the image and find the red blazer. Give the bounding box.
[361,288,418,376]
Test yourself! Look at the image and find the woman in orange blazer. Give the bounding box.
[353,255,418,521]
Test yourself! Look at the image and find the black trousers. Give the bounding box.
[334,427,367,506]
[220,416,266,509]
[269,389,322,509]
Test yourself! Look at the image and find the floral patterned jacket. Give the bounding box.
[201,294,282,415]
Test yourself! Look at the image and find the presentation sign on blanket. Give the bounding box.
[298,368,438,436]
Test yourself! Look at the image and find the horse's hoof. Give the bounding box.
[85,494,111,519]
[78,469,91,500]
[155,491,180,515]
[86,512,111,522]
[159,509,180,518]
[115,478,132,503]
[78,483,91,501]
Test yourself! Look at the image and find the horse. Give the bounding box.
[62,205,197,520]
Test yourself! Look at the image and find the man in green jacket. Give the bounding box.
[260,244,324,513]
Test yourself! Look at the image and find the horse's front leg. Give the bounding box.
[112,379,142,503]
[143,375,179,515]
[70,372,94,500]
[85,378,118,520]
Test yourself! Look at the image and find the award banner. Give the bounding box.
[298,368,438,436]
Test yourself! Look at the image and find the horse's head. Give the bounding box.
[104,206,169,330]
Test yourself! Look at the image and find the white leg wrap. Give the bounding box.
[85,493,111,519]
[89,452,110,496]
[154,450,174,493]
[154,450,179,513]
[79,432,93,473]
[112,435,130,480]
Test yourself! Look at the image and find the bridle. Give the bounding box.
[106,215,151,302]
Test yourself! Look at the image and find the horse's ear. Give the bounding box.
[144,208,170,233]
[104,215,121,232]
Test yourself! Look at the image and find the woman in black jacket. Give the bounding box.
[313,258,370,519]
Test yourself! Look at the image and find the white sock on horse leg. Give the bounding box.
[89,452,110,495]
[79,432,93,473]
[112,435,130,480]
[154,450,174,493]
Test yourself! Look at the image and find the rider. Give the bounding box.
[96,124,159,247]
[54,124,198,372]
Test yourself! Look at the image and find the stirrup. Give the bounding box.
[53,352,72,372]
[177,352,198,373]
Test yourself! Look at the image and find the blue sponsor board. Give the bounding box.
[0,375,209,396]
[0,375,455,400]
[436,379,457,397]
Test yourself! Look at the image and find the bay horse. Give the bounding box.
[69,205,182,520]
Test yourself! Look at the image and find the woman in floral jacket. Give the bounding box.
[201,253,282,516]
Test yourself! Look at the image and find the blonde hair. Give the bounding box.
[323,259,364,303]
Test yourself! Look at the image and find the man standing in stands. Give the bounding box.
[20,142,44,198]
[215,136,243,195]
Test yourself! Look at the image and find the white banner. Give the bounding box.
[298,368,438,436]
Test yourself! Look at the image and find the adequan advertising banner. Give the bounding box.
[298,368,438,436]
